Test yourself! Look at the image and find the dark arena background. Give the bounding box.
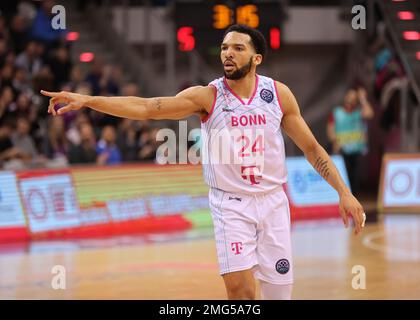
[0,0,419,303]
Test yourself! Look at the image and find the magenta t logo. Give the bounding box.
[241,165,261,185]
[231,242,243,255]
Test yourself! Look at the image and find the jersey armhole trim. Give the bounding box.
[273,79,284,114]
[201,84,217,123]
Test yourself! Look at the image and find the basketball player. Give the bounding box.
[41,25,366,300]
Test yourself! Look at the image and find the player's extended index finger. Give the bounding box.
[40,90,60,98]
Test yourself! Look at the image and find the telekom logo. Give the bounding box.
[241,165,261,185]
[231,242,243,255]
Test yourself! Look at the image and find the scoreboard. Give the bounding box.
[173,1,285,52]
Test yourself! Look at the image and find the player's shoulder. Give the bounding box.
[271,81,299,115]
[273,80,293,97]
[208,76,224,87]
[176,85,215,99]
[176,85,216,112]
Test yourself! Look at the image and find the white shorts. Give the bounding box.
[209,186,293,285]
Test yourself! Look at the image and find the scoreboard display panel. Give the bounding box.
[174,0,284,51]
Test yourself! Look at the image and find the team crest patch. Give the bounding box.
[260,89,274,103]
[275,259,290,274]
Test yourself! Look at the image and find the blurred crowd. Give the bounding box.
[370,29,407,154]
[326,19,409,195]
[0,1,160,170]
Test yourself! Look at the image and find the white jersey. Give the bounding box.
[201,74,287,195]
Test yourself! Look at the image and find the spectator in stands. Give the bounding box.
[65,65,84,92]
[374,50,404,96]
[8,117,46,168]
[0,121,25,168]
[9,14,30,55]
[11,117,38,160]
[0,15,9,41]
[7,93,39,140]
[0,38,9,69]
[138,126,159,162]
[85,58,104,96]
[117,119,140,162]
[100,65,123,96]
[32,65,54,97]
[14,41,42,79]
[43,116,69,160]
[16,1,38,23]
[96,125,121,165]
[34,41,46,64]
[12,67,32,94]
[1,64,15,88]
[68,123,97,164]
[379,77,409,153]
[30,0,67,49]
[0,8,160,167]
[48,46,72,90]
[370,44,406,154]
[0,86,15,121]
[66,111,91,146]
[327,87,374,195]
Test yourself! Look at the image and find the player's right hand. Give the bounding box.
[339,191,365,235]
[41,90,88,116]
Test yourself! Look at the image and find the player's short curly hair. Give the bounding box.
[223,24,267,58]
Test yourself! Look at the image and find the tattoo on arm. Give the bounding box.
[154,98,162,111]
[314,156,330,180]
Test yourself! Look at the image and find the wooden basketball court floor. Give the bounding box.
[0,213,419,300]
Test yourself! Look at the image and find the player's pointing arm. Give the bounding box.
[276,81,366,235]
[40,85,215,121]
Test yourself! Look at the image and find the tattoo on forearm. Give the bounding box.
[314,156,330,180]
[154,98,162,111]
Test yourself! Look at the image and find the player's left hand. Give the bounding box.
[338,191,366,235]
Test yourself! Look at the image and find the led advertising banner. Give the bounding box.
[1,157,352,241]
[71,164,209,222]
[0,171,28,242]
[14,165,210,237]
[285,155,350,206]
[0,172,26,228]
[379,154,420,213]
[18,170,82,233]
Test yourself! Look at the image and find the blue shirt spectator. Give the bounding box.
[96,125,122,165]
[31,6,67,43]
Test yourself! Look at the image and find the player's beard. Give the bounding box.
[224,57,253,80]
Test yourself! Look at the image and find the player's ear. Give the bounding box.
[253,54,262,66]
